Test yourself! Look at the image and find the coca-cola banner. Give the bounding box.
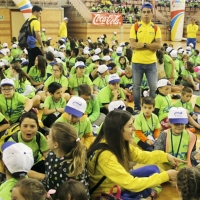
[92,13,123,26]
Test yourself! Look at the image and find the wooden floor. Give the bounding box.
[0,41,199,199]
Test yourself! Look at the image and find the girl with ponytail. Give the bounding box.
[10,63,41,107]
[43,122,90,199]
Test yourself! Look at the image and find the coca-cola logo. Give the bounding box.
[92,13,122,26]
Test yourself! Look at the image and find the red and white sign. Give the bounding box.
[92,13,123,26]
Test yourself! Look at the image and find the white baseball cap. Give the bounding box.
[0,62,4,67]
[168,107,188,124]
[46,46,54,53]
[108,100,126,112]
[170,50,177,58]
[178,48,184,54]
[23,49,28,55]
[0,59,9,66]
[186,46,191,51]
[63,17,68,21]
[47,37,52,41]
[87,39,92,43]
[94,48,101,55]
[109,48,113,52]
[2,142,34,174]
[2,43,8,48]
[92,55,100,62]
[97,64,111,74]
[0,49,6,56]
[102,55,112,61]
[183,51,192,56]
[55,58,62,63]
[65,96,87,117]
[83,49,90,55]
[75,61,85,68]
[101,35,104,39]
[59,44,66,50]
[1,78,14,86]
[84,47,89,51]
[12,44,17,48]
[42,28,45,31]
[166,47,173,53]
[56,51,65,61]
[189,43,194,48]
[120,42,125,47]
[116,47,122,54]
[98,38,103,43]
[113,31,117,34]
[108,73,120,84]
[157,79,171,88]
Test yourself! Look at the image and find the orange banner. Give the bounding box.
[92,13,123,26]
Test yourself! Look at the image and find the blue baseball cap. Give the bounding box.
[142,2,153,10]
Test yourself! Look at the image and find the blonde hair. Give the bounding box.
[125,66,132,73]
[51,122,86,177]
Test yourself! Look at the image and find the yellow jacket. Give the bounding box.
[59,21,67,38]
[187,24,198,38]
[87,144,169,199]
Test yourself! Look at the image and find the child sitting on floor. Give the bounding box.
[154,107,200,171]
[134,97,161,152]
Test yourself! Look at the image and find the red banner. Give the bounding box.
[92,13,123,26]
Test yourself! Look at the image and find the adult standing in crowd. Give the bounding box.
[59,17,68,41]
[27,5,44,73]
[187,18,198,49]
[130,2,162,112]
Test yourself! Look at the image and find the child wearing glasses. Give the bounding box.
[0,78,33,124]
[37,63,70,102]
[154,107,200,171]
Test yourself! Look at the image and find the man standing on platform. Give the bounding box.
[59,17,68,41]
[187,18,198,49]
[27,5,44,73]
[129,2,162,112]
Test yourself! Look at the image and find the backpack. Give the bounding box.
[0,123,41,153]
[18,18,37,48]
[134,22,158,42]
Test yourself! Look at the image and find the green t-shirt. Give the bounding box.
[93,76,108,91]
[167,129,190,166]
[56,114,92,139]
[28,66,47,83]
[46,64,53,75]
[8,131,48,164]
[0,112,5,122]
[13,79,35,98]
[164,54,174,78]
[0,178,18,200]
[69,57,76,68]
[174,59,180,73]
[42,96,66,120]
[155,94,172,121]
[68,74,93,94]
[120,75,133,88]
[44,75,68,89]
[0,92,27,124]
[172,99,194,113]
[86,63,95,75]
[22,66,28,73]
[11,48,20,58]
[134,112,160,144]
[41,32,46,41]
[181,69,196,84]
[195,96,200,108]
[85,95,100,123]
[97,85,125,108]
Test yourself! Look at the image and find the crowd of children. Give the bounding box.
[0,34,200,199]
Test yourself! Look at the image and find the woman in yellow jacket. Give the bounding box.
[87,110,186,200]
[59,17,68,39]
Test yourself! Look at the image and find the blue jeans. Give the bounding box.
[132,62,157,109]
[186,38,196,49]
[121,165,160,200]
